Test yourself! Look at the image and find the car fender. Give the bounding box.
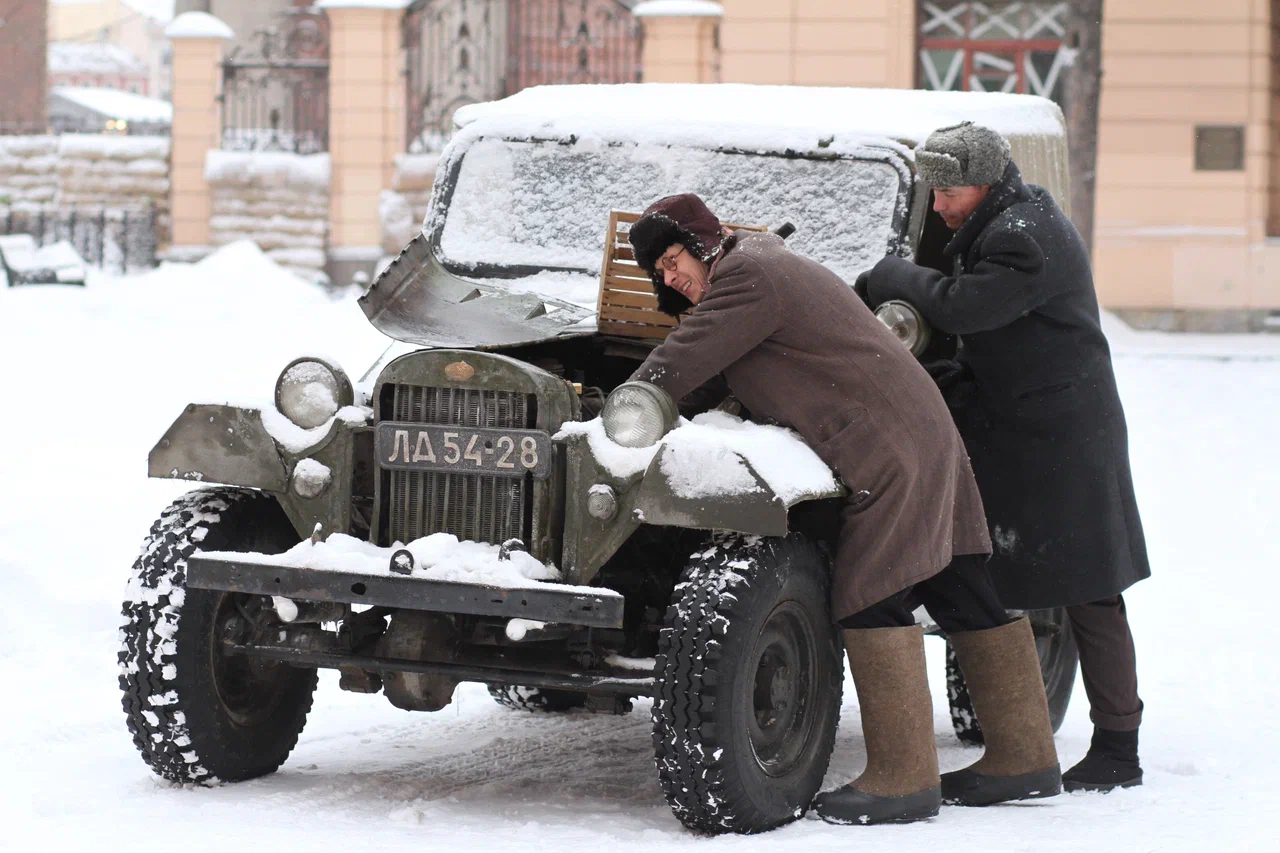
[560,433,843,586]
[149,404,289,492]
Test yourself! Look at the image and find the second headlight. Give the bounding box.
[875,300,932,358]
[602,381,678,448]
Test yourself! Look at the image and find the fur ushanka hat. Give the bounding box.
[915,121,1011,188]
[628,193,725,316]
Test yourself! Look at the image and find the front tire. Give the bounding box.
[652,533,843,834]
[118,488,317,784]
[947,607,1078,746]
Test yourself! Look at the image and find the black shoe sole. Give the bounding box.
[941,765,1062,807]
[1063,772,1143,793]
[815,785,942,825]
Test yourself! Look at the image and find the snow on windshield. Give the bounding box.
[437,137,904,283]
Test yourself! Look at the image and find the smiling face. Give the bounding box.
[932,185,992,230]
[655,243,711,306]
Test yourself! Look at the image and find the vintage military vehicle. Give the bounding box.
[119,85,1076,834]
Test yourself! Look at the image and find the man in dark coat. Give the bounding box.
[627,193,1061,825]
[859,122,1151,793]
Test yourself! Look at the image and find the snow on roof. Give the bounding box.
[454,84,1065,157]
[165,10,234,40]
[52,86,173,123]
[48,41,148,75]
[633,1,724,16]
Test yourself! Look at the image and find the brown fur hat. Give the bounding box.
[628,193,725,316]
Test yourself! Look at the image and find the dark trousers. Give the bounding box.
[1066,595,1143,732]
[839,553,1009,633]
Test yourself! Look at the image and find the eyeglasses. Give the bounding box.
[655,245,686,272]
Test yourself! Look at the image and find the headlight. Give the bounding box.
[275,357,354,429]
[875,300,932,358]
[602,381,678,448]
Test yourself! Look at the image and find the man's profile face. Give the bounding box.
[656,243,710,305]
[933,185,992,230]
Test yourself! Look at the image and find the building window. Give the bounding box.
[918,1,1070,102]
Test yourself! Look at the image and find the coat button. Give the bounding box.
[853,489,872,505]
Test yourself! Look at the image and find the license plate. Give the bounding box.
[376,422,553,479]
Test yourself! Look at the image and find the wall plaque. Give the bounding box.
[1195,126,1246,171]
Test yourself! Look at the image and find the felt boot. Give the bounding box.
[941,617,1062,806]
[814,625,942,825]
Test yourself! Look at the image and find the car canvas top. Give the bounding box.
[453,83,1066,157]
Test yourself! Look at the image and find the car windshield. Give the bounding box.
[436,137,907,283]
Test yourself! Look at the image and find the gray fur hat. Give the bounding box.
[915,121,1011,188]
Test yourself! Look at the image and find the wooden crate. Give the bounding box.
[597,210,767,340]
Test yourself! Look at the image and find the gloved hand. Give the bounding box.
[923,359,975,410]
[854,270,872,306]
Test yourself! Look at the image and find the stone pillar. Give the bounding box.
[635,1,724,84]
[318,0,408,284]
[165,12,233,253]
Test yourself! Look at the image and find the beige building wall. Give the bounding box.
[49,0,125,41]
[1092,0,1279,325]
[717,0,915,88]
[639,15,721,84]
[50,1,172,99]
[1271,1,1280,239]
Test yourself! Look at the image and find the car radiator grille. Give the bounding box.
[385,384,535,547]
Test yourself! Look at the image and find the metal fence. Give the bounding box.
[221,8,330,154]
[0,203,160,273]
[404,0,643,153]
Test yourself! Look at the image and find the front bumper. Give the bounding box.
[186,553,625,629]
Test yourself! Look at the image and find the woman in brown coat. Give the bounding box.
[627,193,1061,825]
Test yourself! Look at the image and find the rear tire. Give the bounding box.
[652,533,843,834]
[947,607,1078,746]
[118,488,317,784]
[487,685,588,713]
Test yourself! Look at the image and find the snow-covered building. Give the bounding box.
[48,41,152,95]
[49,85,173,135]
[48,1,173,99]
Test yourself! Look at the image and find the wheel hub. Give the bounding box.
[211,594,290,727]
[747,602,819,777]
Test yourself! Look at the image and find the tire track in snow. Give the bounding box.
[278,697,667,824]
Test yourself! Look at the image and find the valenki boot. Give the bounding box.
[1063,727,1143,792]
[813,625,942,825]
[942,617,1063,806]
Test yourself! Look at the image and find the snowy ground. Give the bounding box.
[2,247,1278,850]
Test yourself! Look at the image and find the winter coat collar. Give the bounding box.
[944,160,1027,258]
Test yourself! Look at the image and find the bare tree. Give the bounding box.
[1062,0,1104,254]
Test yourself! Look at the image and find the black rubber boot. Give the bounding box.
[1063,727,1143,793]
[814,786,942,825]
[941,765,1062,806]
